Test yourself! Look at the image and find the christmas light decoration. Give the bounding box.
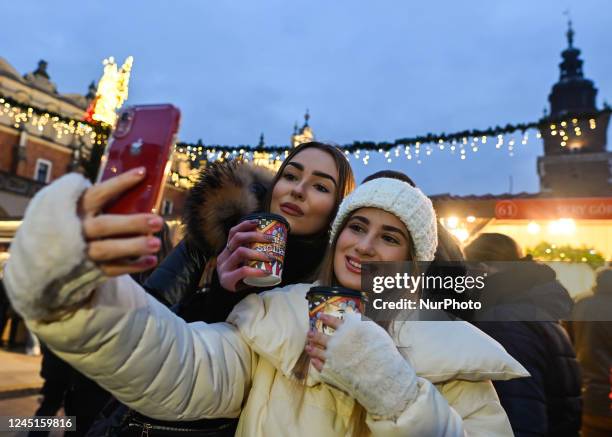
[8,76,612,185]
[6,89,606,188]
[86,56,134,127]
[168,108,611,173]
[0,95,109,144]
[526,242,605,269]
[346,109,610,156]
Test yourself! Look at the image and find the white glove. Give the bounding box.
[319,313,418,419]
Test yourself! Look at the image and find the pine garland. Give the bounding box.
[527,242,606,269]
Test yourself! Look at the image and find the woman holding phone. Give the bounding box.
[89,141,355,435]
[5,173,527,436]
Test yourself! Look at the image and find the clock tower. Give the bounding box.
[537,22,611,196]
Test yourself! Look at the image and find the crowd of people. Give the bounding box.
[1,141,611,436]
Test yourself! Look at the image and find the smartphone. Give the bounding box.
[97,104,181,214]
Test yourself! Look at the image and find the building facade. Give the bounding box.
[0,58,97,219]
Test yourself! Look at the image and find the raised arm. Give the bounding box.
[4,171,255,420]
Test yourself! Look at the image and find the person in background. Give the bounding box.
[567,267,612,437]
[27,345,72,437]
[465,233,582,437]
[0,278,25,350]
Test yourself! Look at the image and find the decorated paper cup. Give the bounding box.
[306,286,367,335]
[242,213,290,287]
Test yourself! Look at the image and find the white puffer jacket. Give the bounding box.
[4,174,528,436]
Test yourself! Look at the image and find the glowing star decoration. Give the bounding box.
[87,56,134,126]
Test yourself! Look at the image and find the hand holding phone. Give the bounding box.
[82,167,165,276]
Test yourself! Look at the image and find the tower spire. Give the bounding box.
[566,17,574,48]
[291,109,315,147]
[547,20,596,118]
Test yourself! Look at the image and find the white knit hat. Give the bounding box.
[330,178,438,261]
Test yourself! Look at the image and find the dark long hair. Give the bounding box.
[263,141,355,234]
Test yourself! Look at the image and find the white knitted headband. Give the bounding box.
[330,178,438,261]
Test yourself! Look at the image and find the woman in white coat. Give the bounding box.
[4,169,528,436]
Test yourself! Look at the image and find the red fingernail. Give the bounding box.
[148,238,160,249]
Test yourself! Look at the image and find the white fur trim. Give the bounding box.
[4,173,105,320]
[330,178,438,261]
[320,313,418,419]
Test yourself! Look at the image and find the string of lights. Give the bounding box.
[2,92,609,187]
[170,107,611,178]
[0,95,110,145]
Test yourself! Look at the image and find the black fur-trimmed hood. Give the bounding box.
[183,160,275,256]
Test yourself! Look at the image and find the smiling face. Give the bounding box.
[270,147,339,235]
[333,207,412,290]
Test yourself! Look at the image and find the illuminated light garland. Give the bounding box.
[172,109,603,155]
[169,108,611,169]
[166,109,611,180]
[6,96,608,185]
[154,107,612,188]
[0,95,110,144]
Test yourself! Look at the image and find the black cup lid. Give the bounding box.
[307,286,367,301]
[241,212,290,230]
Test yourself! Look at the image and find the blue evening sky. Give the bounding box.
[2,1,610,195]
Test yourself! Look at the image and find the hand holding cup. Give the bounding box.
[216,219,276,291]
[217,213,289,291]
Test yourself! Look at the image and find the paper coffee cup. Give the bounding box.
[306,286,367,335]
[242,213,289,287]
